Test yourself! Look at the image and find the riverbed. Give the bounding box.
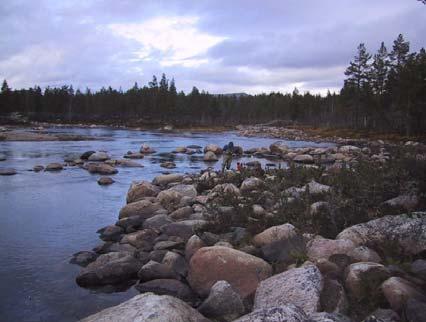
[0,127,332,322]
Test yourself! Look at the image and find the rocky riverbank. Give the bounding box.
[0,126,101,141]
[71,140,426,322]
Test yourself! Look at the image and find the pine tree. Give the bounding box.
[371,42,389,95]
[1,79,11,93]
[390,34,410,68]
[148,75,158,89]
[344,43,372,128]
[169,78,177,95]
[159,73,168,92]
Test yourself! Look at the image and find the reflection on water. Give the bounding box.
[0,127,332,322]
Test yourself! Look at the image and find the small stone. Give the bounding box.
[98,176,114,185]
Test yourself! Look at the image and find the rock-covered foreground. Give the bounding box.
[71,142,426,322]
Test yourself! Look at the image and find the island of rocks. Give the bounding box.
[69,139,426,322]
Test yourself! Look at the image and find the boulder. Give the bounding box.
[143,214,173,230]
[123,152,145,159]
[364,309,400,322]
[0,168,17,175]
[135,279,195,303]
[383,195,419,211]
[336,213,426,256]
[160,161,176,169]
[307,238,356,261]
[119,200,163,219]
[198,280,245,322]
[404,298,426,322]
[140,144,156,154]
[306,180,331,194]
[76,251,141,287]
[70,251,98,267]
[157,189,185,211]
[153,173,184,186]
[411,259,426,280]
[138,260,180,281]
[79,293,210,322]
[204,144,223,154]
[234,304,308,322]
[45,163,63,171]
[309,312,352,322]
[170,206,194,220]
[203,151,218,162]
[162,251,187,277]
[339,145,361,153]
[321,278,348,314]
[80,151,95,160]
[161,220,207,241]
[345,262,390,301]
[270,141,289,155]
[33,165,44,172]
[293,154,314,163]
[252,223,297,247]
[117,159,143,167]
[254,264,323,314]
[86,163,118,175]
[347,246,382,263]
[188,246,272,298]
[88,151,110,161]
[185,235,206,261]
[126,181,160,203]
[121,229,158,250]
[381,277,426,311]
[99,225,123,242]
[169,184,198,198]
[240,177,264,193]
[97,176,114,185]
[211,183,241,196]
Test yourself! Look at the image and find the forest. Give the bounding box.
[1,34,425,135]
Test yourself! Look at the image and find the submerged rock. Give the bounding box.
[88,151,110,161]
[86,163,118,175]
[97,176,114,185]
[0,168,17,175]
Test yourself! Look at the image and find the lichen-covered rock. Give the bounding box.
[198,280,245,322]
[126,181,160,203]
[79,293,210,322]
[336,213,426,256]
[307,238,356,261]
[381,277,426,311]
[411,259,426,280]
[233,304,308,322]
[309,312,352,322]
[305,180,331,194]
[345,262,390,301]
[254,264,323,314]
[188,246,272,298]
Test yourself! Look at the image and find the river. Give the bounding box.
[0,127,332,322]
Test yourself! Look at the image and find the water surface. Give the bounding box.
[0,127,332,322]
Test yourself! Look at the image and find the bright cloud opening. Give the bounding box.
[108,16,226,67]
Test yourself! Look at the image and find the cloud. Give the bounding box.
[0,0,424,94]
[108,16,226,67]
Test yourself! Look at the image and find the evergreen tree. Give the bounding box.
[390,34,410,68]
[371,42,389,95]
[344,43,372,128]
[148,75,158,89]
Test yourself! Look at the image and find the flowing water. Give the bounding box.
[0,127,332,322]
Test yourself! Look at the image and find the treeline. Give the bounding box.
[0,34,425,134]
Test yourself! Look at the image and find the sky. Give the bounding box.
[0,0,425,95]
